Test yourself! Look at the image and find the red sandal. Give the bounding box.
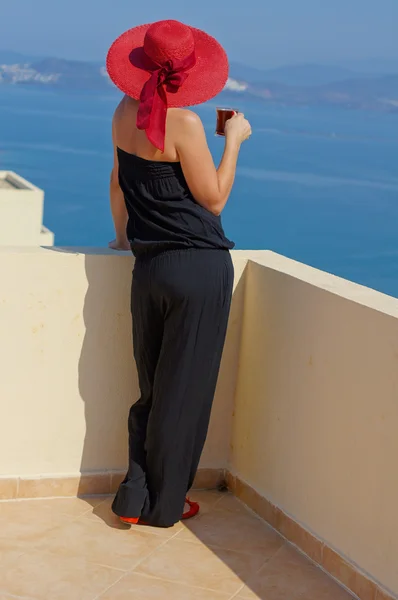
[120,497,199,526]
[119,516,139,525]
[181,497,200,520]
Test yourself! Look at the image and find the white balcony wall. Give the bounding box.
[231,252,398,596]
[0,248,246,478]
[0,172,54,246]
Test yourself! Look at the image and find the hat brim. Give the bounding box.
[106,23,229,108]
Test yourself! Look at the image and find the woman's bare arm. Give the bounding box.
[176,111,251,216]
[109,113,130,250]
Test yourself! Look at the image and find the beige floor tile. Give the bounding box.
[215,493,251,514]
[187,490,224,514]
[0,496,102,510]
[0,496,102,521]
[0,502,68,545]
[238,544,354,600]
[82,496,133,528]
[99,572,231,599]
[82,496,184,538]
[135,538,267,595]
[0,587,28,600]
[36,517,165,571]
[0,542,27,567]
[33,496,100,516]
[177,505,284,556]
[0,495,356,600]
[43,495,105,516]
[0,594,34,599]
[129,520,184,539]
[0,551,121,600]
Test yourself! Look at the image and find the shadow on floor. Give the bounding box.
[81,490,354,600]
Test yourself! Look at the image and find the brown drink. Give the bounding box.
[216,107,238,136]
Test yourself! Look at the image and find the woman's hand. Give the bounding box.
[176,109,248,216]
[108,238,130,251]
[224,113,252,145]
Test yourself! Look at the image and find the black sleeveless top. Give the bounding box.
[117,147,235,257]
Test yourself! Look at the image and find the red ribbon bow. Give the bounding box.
[136,52,196,152]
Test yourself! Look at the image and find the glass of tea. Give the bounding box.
[216,107,238,136]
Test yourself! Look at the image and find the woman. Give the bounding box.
[107,19,251,528]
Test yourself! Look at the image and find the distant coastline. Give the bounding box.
[1,53,397,114]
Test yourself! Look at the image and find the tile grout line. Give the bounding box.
[92,526,184,600]
[120,495,279,598]
[132,493,277,598]
[227,547,282,600]
[94,496,249,598]
[213,493,228,509]
[125,496,233,600]
[27,523,171,563]
[91,570,127,600]
[227,579,249,600]
[0,590,35,600]
[78,496,110,518]
[51,497,112,524]
[0,494,113,505]
[2,492,299,600]
[112,570,240,597]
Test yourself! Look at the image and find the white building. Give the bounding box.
[0,171,54,246]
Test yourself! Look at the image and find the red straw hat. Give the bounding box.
[106,20,229,151]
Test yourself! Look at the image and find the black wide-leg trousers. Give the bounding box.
[112,248,234,527]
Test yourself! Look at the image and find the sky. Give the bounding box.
[2,0,398,68]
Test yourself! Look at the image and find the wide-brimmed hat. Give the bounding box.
[106,20,229,151]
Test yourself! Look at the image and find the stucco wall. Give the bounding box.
[231,252,398,595]
[0,248,247,478]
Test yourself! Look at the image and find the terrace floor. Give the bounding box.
[0,490,355,600]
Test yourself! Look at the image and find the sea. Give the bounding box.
[1,85,398,297]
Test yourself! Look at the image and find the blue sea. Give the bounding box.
[1,85,398,297]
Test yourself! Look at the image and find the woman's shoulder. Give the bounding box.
[168,108,203,128]
[168,109,205,147]
[113,95,138,121]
